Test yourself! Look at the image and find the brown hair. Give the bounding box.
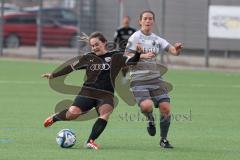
[139,10,155,20]
[89,32,107,44]
[123,16,130,20]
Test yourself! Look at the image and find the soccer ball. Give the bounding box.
[56,129,76,148]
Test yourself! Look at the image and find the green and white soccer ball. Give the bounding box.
[56,129,76,148]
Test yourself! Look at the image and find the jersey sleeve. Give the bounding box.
[116,50,141,66]
[52,55,88,78]
[125,33,138,52]
[159,37,170,52]
[124,51,141,65]
[70,55,88,70]
[52,65,73,78]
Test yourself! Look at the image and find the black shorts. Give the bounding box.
[72,87,114,112]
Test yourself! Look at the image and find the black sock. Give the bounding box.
[143,111,155,124]
[160,115,171,139]
[53,109,68,122]
[87,118,108,142]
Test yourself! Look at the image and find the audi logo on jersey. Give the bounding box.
[90,63,110,71]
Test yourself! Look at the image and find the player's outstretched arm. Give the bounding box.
[125,43,143,56]
[168,42,183,56]
[125,43,143,65]
[41,65,74,79]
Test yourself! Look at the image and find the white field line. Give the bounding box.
[0,80,47,85]
[1,58,240,73]
[0,80,239,88]
[174,84,240,88]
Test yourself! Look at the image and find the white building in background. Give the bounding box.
[6,0,38,8]
[63,0,76,8]
[43,0,76,8]
[6,0,75,8]
[0,3,20,14]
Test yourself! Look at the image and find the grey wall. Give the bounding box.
[95,0,240,52]
[95,0,119,41]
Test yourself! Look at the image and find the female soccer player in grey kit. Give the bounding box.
[126,10,183,148]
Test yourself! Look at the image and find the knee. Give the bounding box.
[67,106,82,120]
[140,99,153,113]
[68,106,81,115]
[159,102,171,115]
[99,107,113,121]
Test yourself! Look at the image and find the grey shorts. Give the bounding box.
[130,78,172,108]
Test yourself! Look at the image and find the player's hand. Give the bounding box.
[174,42,183,56]
[41,73,53,79]
[141,52,156,59]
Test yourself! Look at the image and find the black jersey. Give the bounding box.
[114,27,136,50]
[52,51,141,94]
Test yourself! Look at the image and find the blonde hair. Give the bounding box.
[77,32,89,43]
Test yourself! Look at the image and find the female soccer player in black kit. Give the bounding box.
[42,32,142,150]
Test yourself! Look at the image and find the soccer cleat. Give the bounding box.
[85,140,99,150]
[160,138,174,149]
[147,121,156,136]
[43,115,55,128]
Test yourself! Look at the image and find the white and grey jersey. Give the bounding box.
[126,30,170,82]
